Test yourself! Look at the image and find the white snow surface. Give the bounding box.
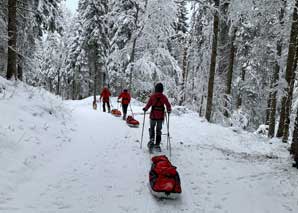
[1,77,298,213]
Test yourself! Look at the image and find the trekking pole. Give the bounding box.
[110,98,114,109]
[140,112,146,149]
[167,112,171,157]
[165,113,169,150]
[129,104,135,117]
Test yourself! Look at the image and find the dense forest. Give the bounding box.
[1,0,298,158]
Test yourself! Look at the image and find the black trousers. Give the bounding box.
[103,102,110,112]
[149,120,163,145]
[122,104,128,116]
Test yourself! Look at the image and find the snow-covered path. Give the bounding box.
[2,95,298,213]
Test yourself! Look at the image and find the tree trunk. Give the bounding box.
[93,62,98,106]
[282,44,298,142]
[268,42,283,137]
[236,67,246,109]
[179,45,188,106]
[268,0,286,138]
[265,93,272,125]
[56,68,61,95]
[128,2,141,93]
[217,1,230,76]
[205,0,220,122]
[6,0,17,80]
[224,28,237,117]
[129,37,137,92]
[291,108,298,165]
[17,56,23,81]
[277,0,298,138]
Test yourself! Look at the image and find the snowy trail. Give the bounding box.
[2,98,298,213]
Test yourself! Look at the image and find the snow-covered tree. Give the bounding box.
[107,0,143,94]
[78,0,109,101]
[131,0,182,101]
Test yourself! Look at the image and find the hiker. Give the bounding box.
[143,83,171,152]
[100,86,111,113]
[118,89,131,120]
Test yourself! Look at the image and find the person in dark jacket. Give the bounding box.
[100,86,111,113]
[143,83,171,151]
[118,89,131,120]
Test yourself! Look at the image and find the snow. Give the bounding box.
[1,77,298,212]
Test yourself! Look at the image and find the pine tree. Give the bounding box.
[78,0,109,100]
[206,0,220,122]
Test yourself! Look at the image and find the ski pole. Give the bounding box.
[167,112,171,157]
[165,113,169,150]
[129,104,134,117]
[140,111,146,149]
[110,98,114,109]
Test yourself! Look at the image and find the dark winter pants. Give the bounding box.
[122,104,128,119]
[103,102,110,113]
[149,120,163,145]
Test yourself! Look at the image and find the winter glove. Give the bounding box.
[143,108,147,112]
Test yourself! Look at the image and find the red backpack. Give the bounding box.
[149,155,182,198]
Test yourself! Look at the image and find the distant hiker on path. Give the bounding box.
[143,83,171,152]
[118,89,131,120]
[100,86,111,113]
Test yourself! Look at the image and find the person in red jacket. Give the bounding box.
[143,83,171,152]
[100,86,111,113]
[118,89,131,120]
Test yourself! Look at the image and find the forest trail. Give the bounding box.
[1,97,298,213]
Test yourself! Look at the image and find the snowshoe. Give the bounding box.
[111,109,122,117]
[126,116,140,128]
[149,155,182,199]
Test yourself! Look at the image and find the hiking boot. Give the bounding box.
[147,141,154,152]
[154,144,161,152]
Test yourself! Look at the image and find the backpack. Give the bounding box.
[152,97,165,112]
[149,155,182,199]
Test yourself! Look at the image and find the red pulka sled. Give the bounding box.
[126,116,140,128]
[149,155,182,199]
[111,109,122,117]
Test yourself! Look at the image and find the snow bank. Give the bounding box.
[0,77,72,201]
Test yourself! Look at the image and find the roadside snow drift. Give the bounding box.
[1,77,298,213]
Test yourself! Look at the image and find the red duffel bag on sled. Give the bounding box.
[111,109,122,117]
[149,155,182,199]
[126,116,140,128]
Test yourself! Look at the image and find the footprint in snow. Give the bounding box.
[214,204,223,209]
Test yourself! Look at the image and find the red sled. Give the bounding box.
[111,109,122,117]
[149,155,182,199]
[126,116,140,128]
